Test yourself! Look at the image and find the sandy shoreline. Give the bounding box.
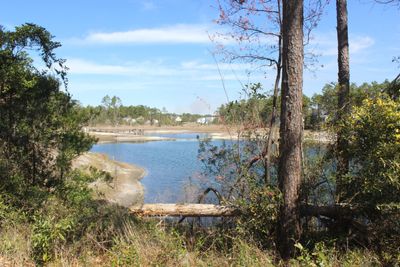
[92,132,176,144]
[72,152,146,208]
[88,125,244,143]
[88,126,333,144]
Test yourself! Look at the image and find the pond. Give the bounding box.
[91,133,329,204]
[91,134,227,203]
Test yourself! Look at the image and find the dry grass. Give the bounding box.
[0,223,34,266]
[0,217,388,266]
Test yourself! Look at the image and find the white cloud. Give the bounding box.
[66,57,273,88]
[350,36,375,54]
[180,61,252,71]
[67,59,130,75]
[141,0,157,11]
[309,32,375,57]
[67,24,237,45]
[66,58,179,76]
[67,58,257,80]
[83,24,212,44]
[199,74,269,82]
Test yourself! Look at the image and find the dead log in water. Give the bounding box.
[130,204,240,217]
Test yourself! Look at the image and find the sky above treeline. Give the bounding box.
[2,0,399,114]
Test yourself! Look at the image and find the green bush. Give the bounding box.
[335,93,400,263]
[339,94,400,207]
[236,185,280,249]
[31,214,74,264]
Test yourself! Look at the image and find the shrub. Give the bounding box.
[339,94,400,207]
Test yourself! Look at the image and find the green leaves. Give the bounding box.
[0,24,95,201]
[1,23,67,84]
[337,93,400,209]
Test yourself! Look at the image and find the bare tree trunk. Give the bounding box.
[277,0,304,260]
[264,38,282,184]
[336,0,350,201]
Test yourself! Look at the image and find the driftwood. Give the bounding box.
[130,203,361,219]
[130,204,239,217]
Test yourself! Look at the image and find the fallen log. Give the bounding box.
[130,203,240,217]
[130,203,363,218]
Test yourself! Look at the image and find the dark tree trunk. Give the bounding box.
[336,0,350,201]
[277,0,304,260]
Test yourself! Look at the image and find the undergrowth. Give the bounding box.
[0,170,397,266]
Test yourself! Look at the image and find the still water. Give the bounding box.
[91,134,328,203]
[91,134,226,203]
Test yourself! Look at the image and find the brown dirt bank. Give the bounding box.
[72,152,146,208]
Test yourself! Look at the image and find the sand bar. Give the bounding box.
[72,152,146,208]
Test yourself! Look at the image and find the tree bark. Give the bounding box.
[336,0,350,201]
[277,0,304,260]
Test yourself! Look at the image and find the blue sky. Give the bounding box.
[2,0,399,114]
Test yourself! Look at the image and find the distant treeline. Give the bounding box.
[77,95,216,126]
[217,81,392,130]
[81,81,392,129]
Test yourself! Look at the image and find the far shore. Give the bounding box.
[87,124,239,143]
[91,132,176,143]
[86,124,333,143]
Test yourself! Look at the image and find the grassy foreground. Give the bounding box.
[0,206,383,267]
[0,153,390,266]
[0,163,385,267]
